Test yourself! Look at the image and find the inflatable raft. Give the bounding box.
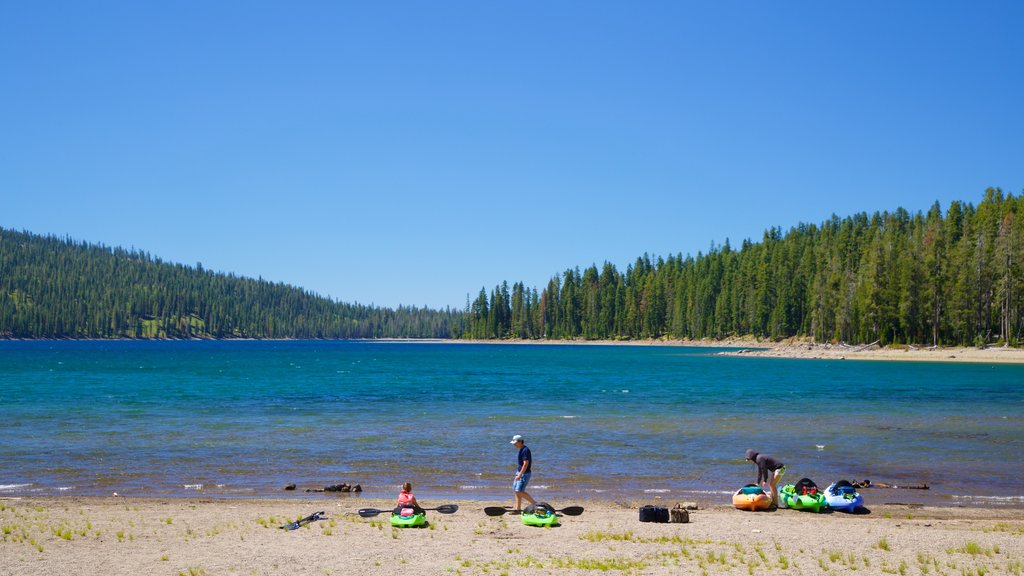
[733,484,773,511]
[521,502,558,527]
[779,478,827,512]
[823,480,863,513]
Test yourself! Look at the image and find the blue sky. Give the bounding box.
[3,2,1022,309]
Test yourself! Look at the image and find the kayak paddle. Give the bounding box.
[484,505,584,517]
[357,504,460,518]
[279,510,325,530]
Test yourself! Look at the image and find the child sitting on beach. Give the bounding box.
[394,482,424,516]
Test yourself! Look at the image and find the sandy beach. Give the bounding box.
[437,337,1024,365]
[712,340,1024,364]
[2,496,1022,576]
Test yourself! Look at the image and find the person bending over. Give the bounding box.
[745,449,785,506]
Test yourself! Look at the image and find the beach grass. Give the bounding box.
[2,498,1022,576]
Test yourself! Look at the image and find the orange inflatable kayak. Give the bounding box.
[733,484,772,511]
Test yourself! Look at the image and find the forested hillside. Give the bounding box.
[466,188,1024,346]
[4,189,1022,345]
[0,229,464,339]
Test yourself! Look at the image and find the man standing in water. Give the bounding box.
[511,434,536,511]
[746,449,785,507]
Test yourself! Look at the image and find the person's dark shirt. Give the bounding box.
[755,454,783,484]
[517,445,532,474]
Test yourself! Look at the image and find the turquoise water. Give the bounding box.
[1,341,1022,507]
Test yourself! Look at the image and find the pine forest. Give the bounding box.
[3,189,1022,346]
[0,230,464,340]
[468,188,1024,346]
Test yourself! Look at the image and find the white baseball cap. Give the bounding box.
[509,434,524,444]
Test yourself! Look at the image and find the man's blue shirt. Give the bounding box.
[517,445,532,473]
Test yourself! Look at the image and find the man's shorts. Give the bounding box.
[773,466,786,481]
[513,472,531,492]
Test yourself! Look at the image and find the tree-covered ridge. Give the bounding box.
[0,229,465,339]
[5,189,1022,345]
[467,189,1024,346]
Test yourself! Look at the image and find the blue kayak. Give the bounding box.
[823,481,864,513]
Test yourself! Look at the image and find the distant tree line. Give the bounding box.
[466,188,1024,346]
[4,189,1022,345]
[0,228,465,339]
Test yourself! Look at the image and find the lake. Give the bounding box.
[1,341,1021,507]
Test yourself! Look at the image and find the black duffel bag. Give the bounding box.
[638,505,669,523]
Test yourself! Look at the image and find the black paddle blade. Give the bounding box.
[483,506,508,516]
[433,504,459,514]
[357,508,384,518]
[559,506,584,516]
[280,511,325,530]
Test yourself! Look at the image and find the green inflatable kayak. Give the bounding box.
[521,503,559,527]
[390,511,427,528]
[779,479,828,513]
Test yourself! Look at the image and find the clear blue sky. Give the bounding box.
[3,2,1022,309]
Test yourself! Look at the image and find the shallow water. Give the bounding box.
[1,341,1021,506]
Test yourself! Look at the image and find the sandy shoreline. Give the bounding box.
[7,337,1024,364]
[424,337,1024,364]
[710,340,1024,364]
[2,496,1022,576]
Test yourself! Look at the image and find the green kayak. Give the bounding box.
[521,503,559,527]
[390,511,427,528]
[779,481,828,513]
